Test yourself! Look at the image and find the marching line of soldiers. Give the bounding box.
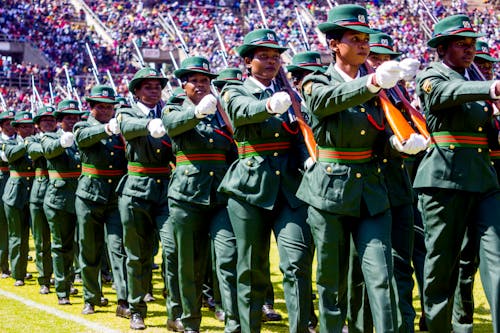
[1,4,500,333]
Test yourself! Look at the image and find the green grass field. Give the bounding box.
[0,238,493,332]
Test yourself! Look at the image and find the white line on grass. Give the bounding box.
[0,288,122,333]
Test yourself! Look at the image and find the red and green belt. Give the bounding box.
[35,168,49,177]
[237,140,291,158]
[176,150,226,166]
[317,146,373,164]
[82,163,125,178]
[10,170,36,178]
[127,162,171,177]
[430,131,488,148]
[48,170,81,179]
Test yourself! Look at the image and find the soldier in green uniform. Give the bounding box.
[1,111,35,286]
[26,106,57,294]
[451,40,500,333]
[0,110,15,279]
[414,15,500,332]
[116,67,175,330]
[348,32,426,333]
[74,85,129,317]
[163,56,239,333]
[296,5,426,332]
[219,29,314,333]
[42,99,83,305]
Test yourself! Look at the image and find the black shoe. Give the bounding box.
[58,297,71,305]
[74,274,82,284]
[14,279,24,286]
[166,318,184,332]
[152,263,159,270]
[116,302,131,319]
[143,293,155,302]
[39,285,50,294]
[25,273,33,280]
[215,310,225,322]
[82,303,95,315]
[202,297,216,311]
[262,304,282,322]
[70,286,78,295]
[27,255,33,261]
[130,313,146,330]
[100,297,109,306]
[1,271,10,279]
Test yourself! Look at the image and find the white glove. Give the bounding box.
[304,157,315,171]
[147,118,166,138]
[399,58,420,82]
[60,131,74,148]
[195,95,217,119]
[267,91,292,115]
[0,151,7,162]
[105,118,121,135]
[375,60,402,89]
[390,133,429,155]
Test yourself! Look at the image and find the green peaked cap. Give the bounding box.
[85,84,117,104]
[11,111,34,126]
[128,67,168,94]
[0,110,16,123]
[212,68,244,88]
[167,87,187,105]
[33,105,56,123]
[427,14,485,48]
[54,99,85,118]
[318,4,377,35]
[369,32,401,57]
[174,56,218,79]
[475,41,499,63]
[236,29,288,57]
[286,51,326,73]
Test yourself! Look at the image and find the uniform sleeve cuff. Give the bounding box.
[491,81,500,99]
[366,74,381,93]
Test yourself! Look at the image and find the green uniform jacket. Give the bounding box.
[26,133,49,204]
[74,116,127,203]
[218,78,308,210]
[0,137,10,193]
[296,64,390,217]
[414,61,499,192]
[2,137,34,209]
[116,107,175,199]
[41,130,81,213]
[163,98,236,206]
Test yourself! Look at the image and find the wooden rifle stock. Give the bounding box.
[393,85,430,139]
[364,63,416,143]
[216,100,233,136]
[277,68,317,161]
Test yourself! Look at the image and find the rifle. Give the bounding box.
[0,92,7,111]
[392,85,430,139]
[48,82,55,106]
[214,25,229,67]
[132,40,146,68]
[85,42,101,84]
[106,69,118,94]
[294,6,310,51]
[31,75,44,113]
[256,0,317,160]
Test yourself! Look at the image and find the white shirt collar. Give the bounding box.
[442,62,471,80]
[249,76,277,92]
[334,63,361,82]
[137,102,153,116]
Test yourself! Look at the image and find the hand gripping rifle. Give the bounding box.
[256,0,317,160]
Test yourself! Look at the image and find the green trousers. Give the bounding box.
[29,202,53,286]
[452,228,477,333]
[4,203,30,281]
[419,188,500,333]
[169,198,239,332]
[227,196,313,333]
[308,205,398,333]
[76,196,127,305]
[119,193,170,318]
[44,204,76,299]
[0,198,9,274]
[164,218,182,321]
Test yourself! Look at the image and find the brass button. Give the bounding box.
[478,148,482,153]
[401,163,405,169]
[110,152,114,156]
[274,133,279,138]
[88,175,92,178]
[27,187,30,191]
[449,144,455,150]
[109,138,113,142]
[275,170,280,176]
[184,170,189,175]
[247,161,252,166]
[360,107,366,113]
[27,166,31,170]
[383,158,388,163]
[209,171,214,176]
[77,164,81,168]
[355,172,362,178]
[484,107,489,112]
[374,101,378,107]
[478,127,483,132]
[156,179,161,183]
[109,165,113,169]
[108,179,113,183]
[209,138,214,143]
[377,168,381,173]
[207,123,212,127]
[156,149,161,154]
[326,166,332,173]
[360,130,366,135]
[273,152,278,157]
[26,177,30,181]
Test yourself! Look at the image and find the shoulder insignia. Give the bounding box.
[303,81,313,96]
[223,91,230,104]
[1,144,4,151]
[422,79,432,94]
[117,113,122,123]
[162,107,170,115]
[24,139,29,146]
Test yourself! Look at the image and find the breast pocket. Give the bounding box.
[322,163,349,202]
